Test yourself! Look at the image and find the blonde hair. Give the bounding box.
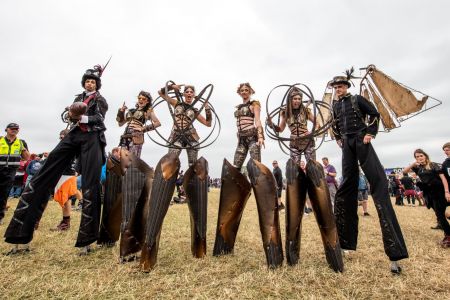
[236,83,255,95]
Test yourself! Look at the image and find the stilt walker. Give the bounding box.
[125,81,220,272]
[98,91,160,261]
[213,82,284,268]
[266,84,343,272]
[329,67,409,274]
[4,62,110,254]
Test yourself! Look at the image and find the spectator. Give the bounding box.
[400,173,417,206]
[403,149,450,248]
[358,172,370,216]
[0,123,30,225]
[25,155,43,187]
[9,159,27,198]
[175,170,184,198]
[322,157,338,210]
[173,186,187,204]
[389,172,404,206]
[52,130,82,231]
[272,160,284,211]
[300,160,313,215]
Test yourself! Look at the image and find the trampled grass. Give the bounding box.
[0,189,449,299]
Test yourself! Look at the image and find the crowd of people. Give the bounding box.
[0,65,448,276]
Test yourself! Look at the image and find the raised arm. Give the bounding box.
[158,84,182,107]
[403,162,418,174]
[116,102,128,127]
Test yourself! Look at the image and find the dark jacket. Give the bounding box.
[332,94,379,140]
[273,166,283,190]
[72,92,108,133]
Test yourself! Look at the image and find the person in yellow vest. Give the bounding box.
[0,123,30,225]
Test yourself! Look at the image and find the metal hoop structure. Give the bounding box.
[265,83,334,157]
[147,81,221,150]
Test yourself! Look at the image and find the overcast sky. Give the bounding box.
[1,0,449,177]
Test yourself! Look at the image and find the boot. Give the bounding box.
[51,217,70,231]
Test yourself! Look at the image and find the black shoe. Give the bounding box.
[431,224,443,230]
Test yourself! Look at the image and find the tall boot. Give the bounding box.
[213,159,251,256]
[247,159,283,268]
[306,160,343,272]
[285,159,308,266]
[184,157,208,258]
[120,158,154,259]
[139,153,180,272]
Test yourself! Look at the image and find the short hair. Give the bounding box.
[322,157,329,161]
[442,142,450,150]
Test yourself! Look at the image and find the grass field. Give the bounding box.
[0,189,449,299]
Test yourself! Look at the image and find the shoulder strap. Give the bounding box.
[351,95,365,124]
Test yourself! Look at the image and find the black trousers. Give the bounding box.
[334,134,408,261]
[426,186,450,236]
[4,128,104,247]
[0,167,17,220]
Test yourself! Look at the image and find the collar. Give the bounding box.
[338,93,351,100]
[84,90,96,96]
[4,135,17,143]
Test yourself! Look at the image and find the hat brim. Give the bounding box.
[330,80,351,88]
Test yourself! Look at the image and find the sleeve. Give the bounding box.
[21,140,29,151]
[331,102,342,140]
[329,165,337,174]
[411,166,419,174]
[86,95,108,125]
[357,95,379,137]
[442,160,450,177]
[432,162,443,174]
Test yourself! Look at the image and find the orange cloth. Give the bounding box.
[54,176,78,208]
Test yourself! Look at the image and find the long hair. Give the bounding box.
[414,148,431,169]
[286,87,305,124]
[136,91,153,111]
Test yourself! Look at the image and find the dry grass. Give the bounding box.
[0,189,449,299]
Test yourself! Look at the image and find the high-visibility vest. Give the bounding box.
[0,136,24,167]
